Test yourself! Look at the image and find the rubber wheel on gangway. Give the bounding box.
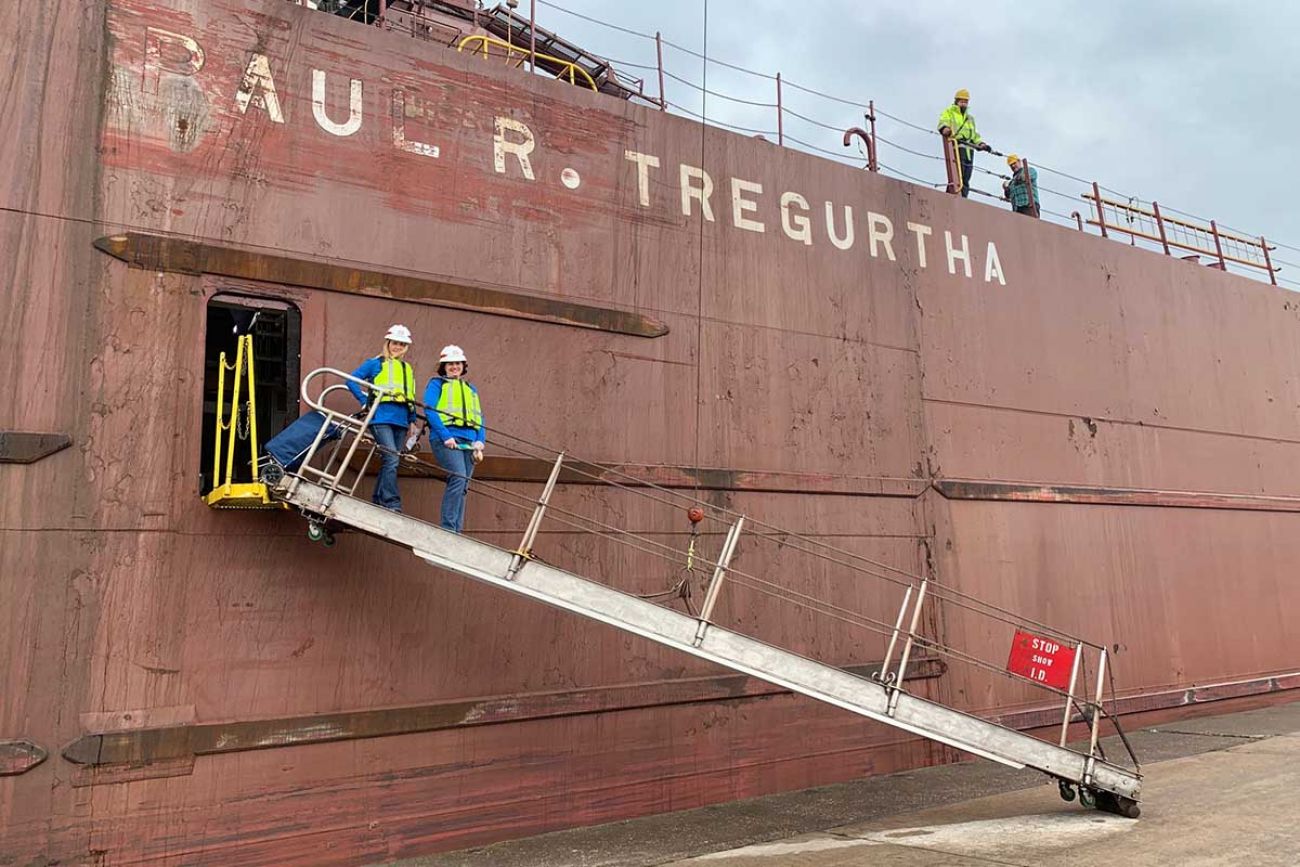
[307,521,335,546]
[1058,780,1076,802]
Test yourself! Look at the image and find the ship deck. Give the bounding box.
[402,698,1300,866]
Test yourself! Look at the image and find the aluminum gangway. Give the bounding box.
[268,368,1143,818]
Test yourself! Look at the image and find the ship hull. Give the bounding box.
[3,2,1298,863]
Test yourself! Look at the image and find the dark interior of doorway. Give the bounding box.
[199,295,301,496]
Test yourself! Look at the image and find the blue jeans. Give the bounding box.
[370,423,404,511]
[433,441,476,532]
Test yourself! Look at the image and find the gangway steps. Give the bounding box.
[277,476,1141,806]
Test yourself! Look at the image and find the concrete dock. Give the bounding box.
[395,700,1300,866]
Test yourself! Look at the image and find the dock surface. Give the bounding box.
[394,700,1300,866]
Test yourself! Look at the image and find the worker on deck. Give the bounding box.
[1003,154,1040,218]
[424,344,485,533]
[348,324,417,512]
[937,88,993,198]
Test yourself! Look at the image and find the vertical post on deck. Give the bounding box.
[875,584,914,683]
[1092,182,1108,238]
[887,579,929,714]
[776,72,783,146]
[1071,211,1084,232]
[507,452,565,580]
[866,100,879,172]
[1210,220,1227,271]
[1261,236,1278,285]
[694,517,745,645]
[942,135,960,195]
[1022,158,1038,217]
[655,32,666,111]
[1059,642,1085,747]
[529,0,536,73]
[1152,201,1171,255]
[376,0,386,26]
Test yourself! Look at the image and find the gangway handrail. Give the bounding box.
[299,369,1107,655]
[293,368,1123,705]
[268,455,1143,816]
[271,363,1138,816]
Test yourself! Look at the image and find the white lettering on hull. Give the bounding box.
[312,70,362,137]
[125,26,1015,286]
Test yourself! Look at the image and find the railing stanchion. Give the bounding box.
[1262,235,1278,286]
[528,0,536,73]
[1091,182,1108,238]
[1023,158,1038,218]
[1083,648,1109,785]
[942,134,960,195]
[1210,220,1227,271]
[655,32,666,111]
[1059,642,1085,747]
[775,72,783,146]
[693,517,745,646]
[866,100,879,172]
[887,579,929,714]
[506,452,565,580]
[875,585,914,683]
[1152,200,1171,255]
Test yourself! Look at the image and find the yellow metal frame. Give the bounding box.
[206,333,280,509]
[457,34,599,92]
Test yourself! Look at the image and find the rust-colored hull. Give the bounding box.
[3,2,1299,863]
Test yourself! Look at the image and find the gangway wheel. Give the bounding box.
[306,520,335,547]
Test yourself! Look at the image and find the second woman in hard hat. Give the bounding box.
[348,324,417,512]
[424,344,485,533]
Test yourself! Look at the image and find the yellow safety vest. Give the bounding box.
[937,104,982,149]
[435,378,483,430]
[373,358,415,404]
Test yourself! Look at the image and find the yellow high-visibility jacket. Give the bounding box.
[937,104,982,149]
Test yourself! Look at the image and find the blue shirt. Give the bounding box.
[348,357,414,428]
[424,377,486,445]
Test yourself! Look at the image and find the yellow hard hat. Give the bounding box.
[1006,154,1020,166]
[954,88,970,101]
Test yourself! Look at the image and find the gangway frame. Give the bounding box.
[271,367,1143,817]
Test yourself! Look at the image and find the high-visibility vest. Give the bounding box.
[937,104,982,148]
[372,358,415,404]
[435,378,483,430]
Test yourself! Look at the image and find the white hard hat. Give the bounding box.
[384,324,412,344]
[439,344,467,363]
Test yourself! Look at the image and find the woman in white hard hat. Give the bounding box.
[423,344,485,533]
[347,324,417,512]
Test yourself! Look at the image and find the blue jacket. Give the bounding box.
[348,357,414,428]
[424,377,486,445]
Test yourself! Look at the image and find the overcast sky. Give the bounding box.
[529,0,1300,285]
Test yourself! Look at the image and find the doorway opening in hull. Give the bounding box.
[199,294,301,498]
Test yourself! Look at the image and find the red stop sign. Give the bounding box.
[1006,630,1077,690]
